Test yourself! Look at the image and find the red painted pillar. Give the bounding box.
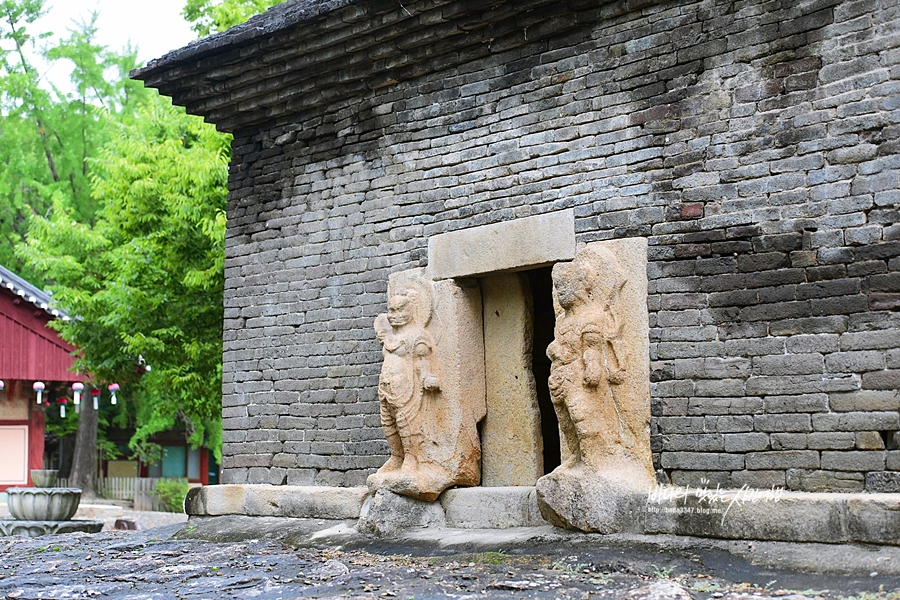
[200,448,209,485]
[28,401,45,485]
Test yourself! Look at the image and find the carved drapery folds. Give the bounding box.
[547,244,636,468]
[368,269,486,502]
[536,239,655,533]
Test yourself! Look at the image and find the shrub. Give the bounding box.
[155,478,189,513]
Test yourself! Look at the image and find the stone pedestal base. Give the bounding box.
[0,519,104,537]
[178,483,900,546]
[535,466,652,534]
[357,490,446,536]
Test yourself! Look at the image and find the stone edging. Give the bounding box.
[184,484,368,521]
[184,484,900,546]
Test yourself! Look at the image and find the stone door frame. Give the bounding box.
[427,210,577,486]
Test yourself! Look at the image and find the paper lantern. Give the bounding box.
[72,382,84,414]
[108,383,120,405]
[72,382,84,405]
[33,381,45,405]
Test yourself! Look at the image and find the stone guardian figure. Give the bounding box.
[546,246,632,469]
[368,270,484,502]
[536,240,655,533]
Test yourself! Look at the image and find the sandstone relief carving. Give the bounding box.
[536,239,655,533]
[547,245,631,468]
[368,269,485,502]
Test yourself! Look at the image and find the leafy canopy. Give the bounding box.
[19,0,275,463]
[182,0,282,36]
[0,0,142,282]
[20,93,229,461]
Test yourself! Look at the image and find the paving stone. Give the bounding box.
[856,431,886,450]
[786,469,866,492]
[770,433,808,451]
[809,432,857,450]
[821,451,886,472]
[830,390,900,412]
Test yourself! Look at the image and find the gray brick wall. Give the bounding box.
[209,0,900,492]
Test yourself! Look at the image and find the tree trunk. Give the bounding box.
[69,400,98,499]
[58,435,75,480]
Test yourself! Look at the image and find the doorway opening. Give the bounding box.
[526,267,561,474]
[478,266,561,485]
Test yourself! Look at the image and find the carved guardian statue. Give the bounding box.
[368,270,484,502]
[536,240,656,533]
[547,245,633,469]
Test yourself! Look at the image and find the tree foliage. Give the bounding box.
[15,0,274,467]
[0,0,142,281]
[20,93,229,461]
[182,0,282,37]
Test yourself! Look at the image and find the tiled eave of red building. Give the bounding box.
[0,284,81,383]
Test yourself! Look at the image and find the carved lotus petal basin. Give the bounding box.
[7,488,81,521]
[30,470,59,488]
[0,520,103,537]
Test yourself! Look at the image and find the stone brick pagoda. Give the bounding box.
[136,0,900,542]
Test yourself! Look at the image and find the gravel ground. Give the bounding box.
[1,519,898,600]
[100,510,188,532]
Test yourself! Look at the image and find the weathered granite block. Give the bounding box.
[184,485,368,520]
[357,490,446,536]
[441,487,547,528]
[480,273,543,486]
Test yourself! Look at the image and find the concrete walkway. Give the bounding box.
[0,502,187,531]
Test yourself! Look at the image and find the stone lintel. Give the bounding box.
[427,210,575,280]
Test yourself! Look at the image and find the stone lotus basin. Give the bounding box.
[1,470,103,537]
[7,487,81,521]
[0,520,102,537]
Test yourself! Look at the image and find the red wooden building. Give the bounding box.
[0,264,83,491]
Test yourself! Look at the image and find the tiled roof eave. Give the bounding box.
[0,264,69,320]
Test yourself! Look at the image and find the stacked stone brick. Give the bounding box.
[136,0,900,492]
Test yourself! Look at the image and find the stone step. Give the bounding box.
[184,484,900,546]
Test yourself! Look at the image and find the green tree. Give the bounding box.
[19,92,228,463]
[18,0,275,486]
[0,0,142,281]
[182,0,282,37]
